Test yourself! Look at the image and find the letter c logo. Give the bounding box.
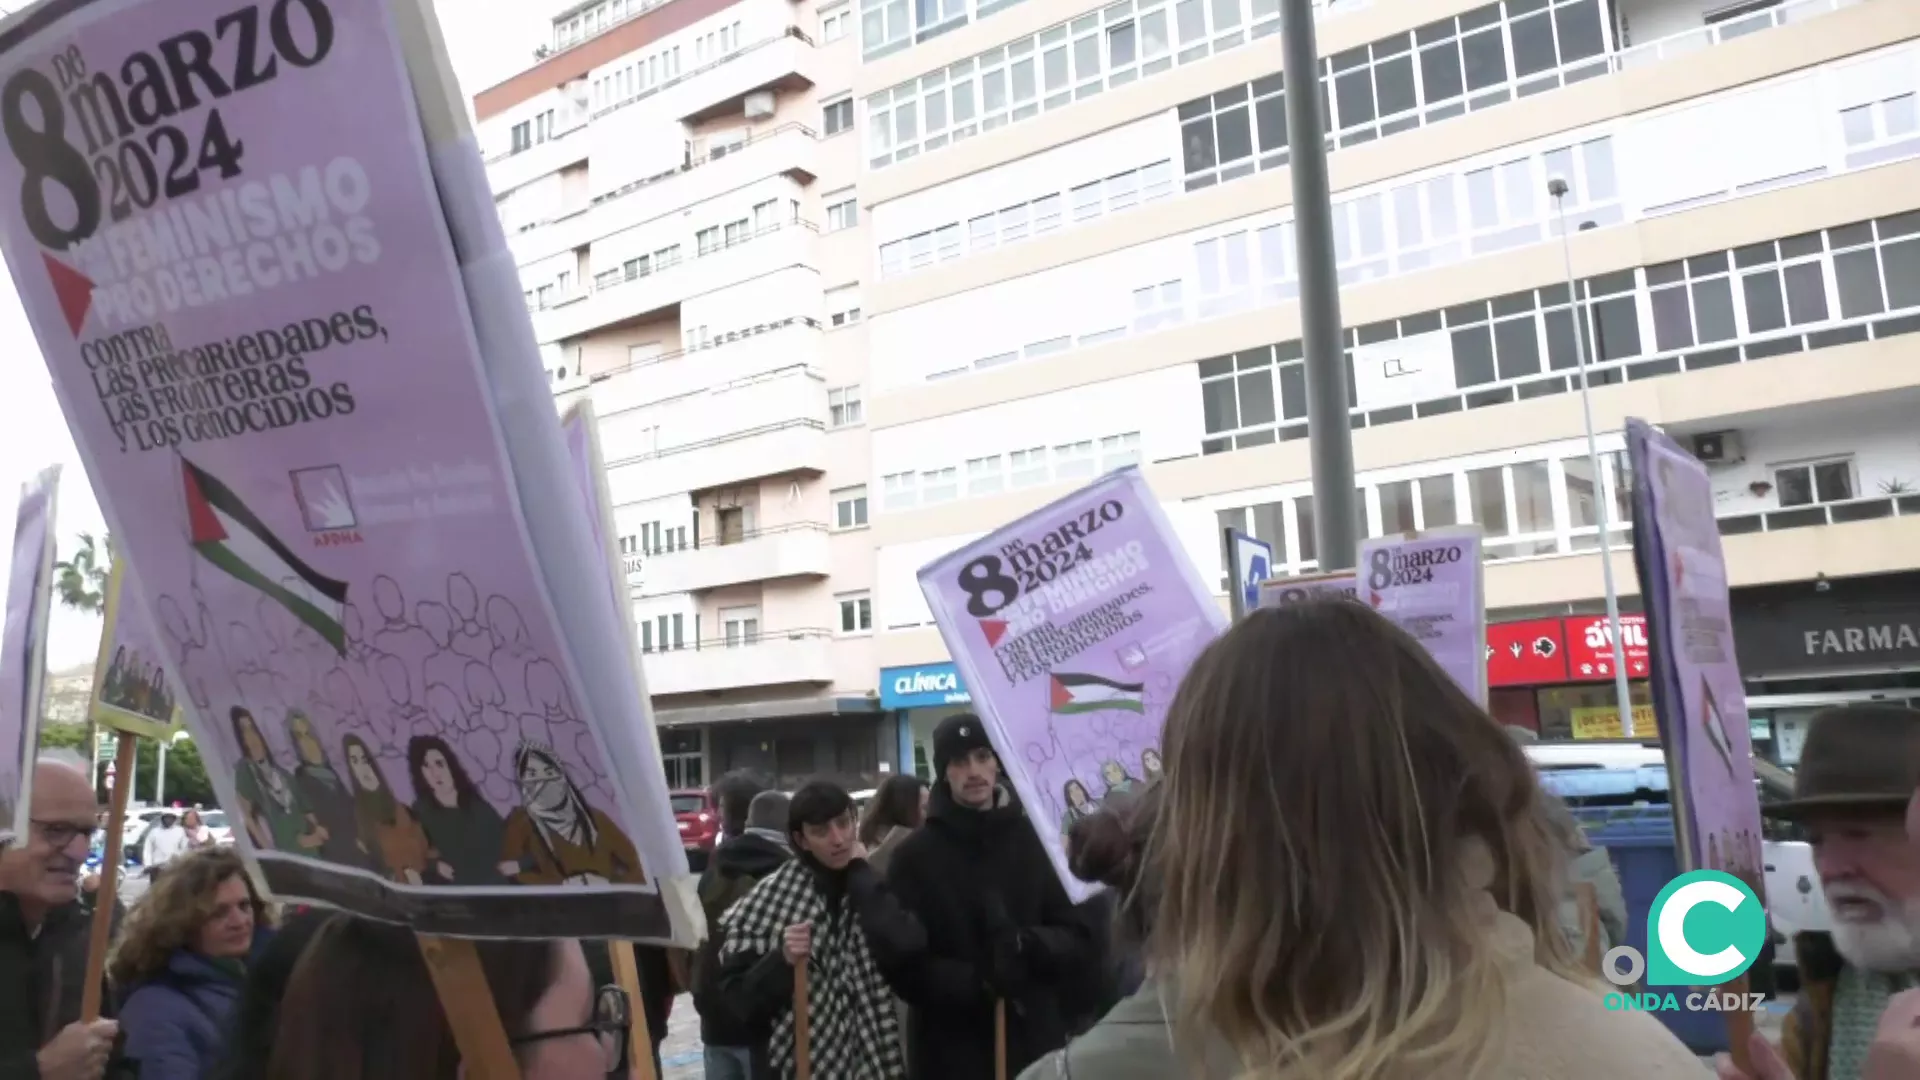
[1644,870,1767,987]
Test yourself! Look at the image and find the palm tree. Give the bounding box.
[52,532,111,615]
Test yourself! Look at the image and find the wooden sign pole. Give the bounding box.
[607,941,659,1080]
[80,731,138,1021]
[794,960,812,1080]
[417,934,523,1080]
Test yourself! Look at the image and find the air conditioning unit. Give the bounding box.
[744,90,775,119]
[1691,430,1745,466]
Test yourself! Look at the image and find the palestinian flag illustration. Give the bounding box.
[1048,672,1146,714]
[182,459,350,654]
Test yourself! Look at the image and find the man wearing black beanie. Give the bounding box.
[884,713,1091,1079]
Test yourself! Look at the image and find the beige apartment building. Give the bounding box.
[476,0,1920,784]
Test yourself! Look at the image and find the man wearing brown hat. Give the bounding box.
[1760,704,1920,1080]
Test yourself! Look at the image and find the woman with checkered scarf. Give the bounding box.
[717,781,926,1079]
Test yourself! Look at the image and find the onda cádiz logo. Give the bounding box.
[1602,870,1769,1014]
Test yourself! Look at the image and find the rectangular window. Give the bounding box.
[696,227,719,256]
[883,471,918,510]
[826,198,859,232]
[828,385,863,427]
[820,3,850,41]
[921,467,959,502]
[1774,458,1855,508]
[1099,432,1142,472]
[837,592,873,634]
[833,485,869,528]
[824,97,855,135]
[967,455,1004,497]
[1010,446,1049,487]
[827,284,861,327]
[720,607,761,647]
[1053,440,1096,480]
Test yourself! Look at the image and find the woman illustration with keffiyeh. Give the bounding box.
[229,706,328,854]
[498,743,645,885]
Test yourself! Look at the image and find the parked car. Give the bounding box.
[673,788,720,871]
[200,809,235,846]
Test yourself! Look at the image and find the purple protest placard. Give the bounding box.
[1358,528,1487,706]
[918,467,1227,898]
[0,0,684,938]
[1627,419,1765,892]
[90,559,184,740]
[1257,570,1358,608]
[0,466,59,847]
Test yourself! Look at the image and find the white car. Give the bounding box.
[199,809,236,846]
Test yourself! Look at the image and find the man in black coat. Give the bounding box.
[884,714,1092,1080]
[1,755,122,1080]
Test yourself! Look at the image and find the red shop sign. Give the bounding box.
[1564,614,1651,680]
[1486,618,1570,687]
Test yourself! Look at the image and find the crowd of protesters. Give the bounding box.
[8,601,1920,1078]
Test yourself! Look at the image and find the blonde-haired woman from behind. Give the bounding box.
[1024,599,1708,1080]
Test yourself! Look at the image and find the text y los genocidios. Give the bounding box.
[83,304,382,452]
[1,2,378,321]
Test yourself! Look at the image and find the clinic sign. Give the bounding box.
[1602,870,1768,1014]
[880,663,972,710]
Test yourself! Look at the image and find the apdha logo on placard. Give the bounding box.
[1602,870,1769,1014]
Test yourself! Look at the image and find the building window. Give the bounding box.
[1052,440,1096,481]
[833,485,870,528]
[1099,432,1142,472]
[966,455,1003,497]
[661,729,702,789]
[696,226,720,256]
[829,385,864,427]
[882,471,918,510]
[827,284,862,327]
[720,606,761,646]
[1009,447,1048,488]
[837,591,873,634]
[921,467,959,503]
[820,1,851,41]
[1775,458,1855,508]
[826,197,859,232]
[824,97,855,135]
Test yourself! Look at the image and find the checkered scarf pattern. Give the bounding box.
[719,858,907,1079]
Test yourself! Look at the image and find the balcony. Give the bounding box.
[486,116,589,195]
[642,628,835,695]
[508,123,820,268]
[585,317,824,413]
[676,29,822,124]
[1612,0,1863,70]
[607,419,828,505]
[530,220,819,343]
[640,522,832,596]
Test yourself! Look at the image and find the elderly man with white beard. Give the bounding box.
[1756,704,1920,1080]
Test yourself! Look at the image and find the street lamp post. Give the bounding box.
[1548,177,1637,738]
[1281,0,1359,571]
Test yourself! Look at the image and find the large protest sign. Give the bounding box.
[919,468,1227,898]
[1626,420,1766,890]
[559,399,648,720]
[1359,528,1488,706]
[0,0,690,941]
[0,466,59,847]
[89,559,184,740]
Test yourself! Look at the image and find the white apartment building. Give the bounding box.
[478,0,1920,783]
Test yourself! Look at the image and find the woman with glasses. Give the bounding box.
[262,915,628,1079]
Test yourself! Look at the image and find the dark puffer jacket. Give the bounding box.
[884,782,1092,1080]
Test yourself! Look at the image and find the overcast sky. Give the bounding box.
[0,0,552,672]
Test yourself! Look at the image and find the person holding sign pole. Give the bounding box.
[717,782,919,1080]
[885,715,1092,1080]
[0,753,123,1080]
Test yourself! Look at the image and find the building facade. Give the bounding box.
[477,0,1920,783]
